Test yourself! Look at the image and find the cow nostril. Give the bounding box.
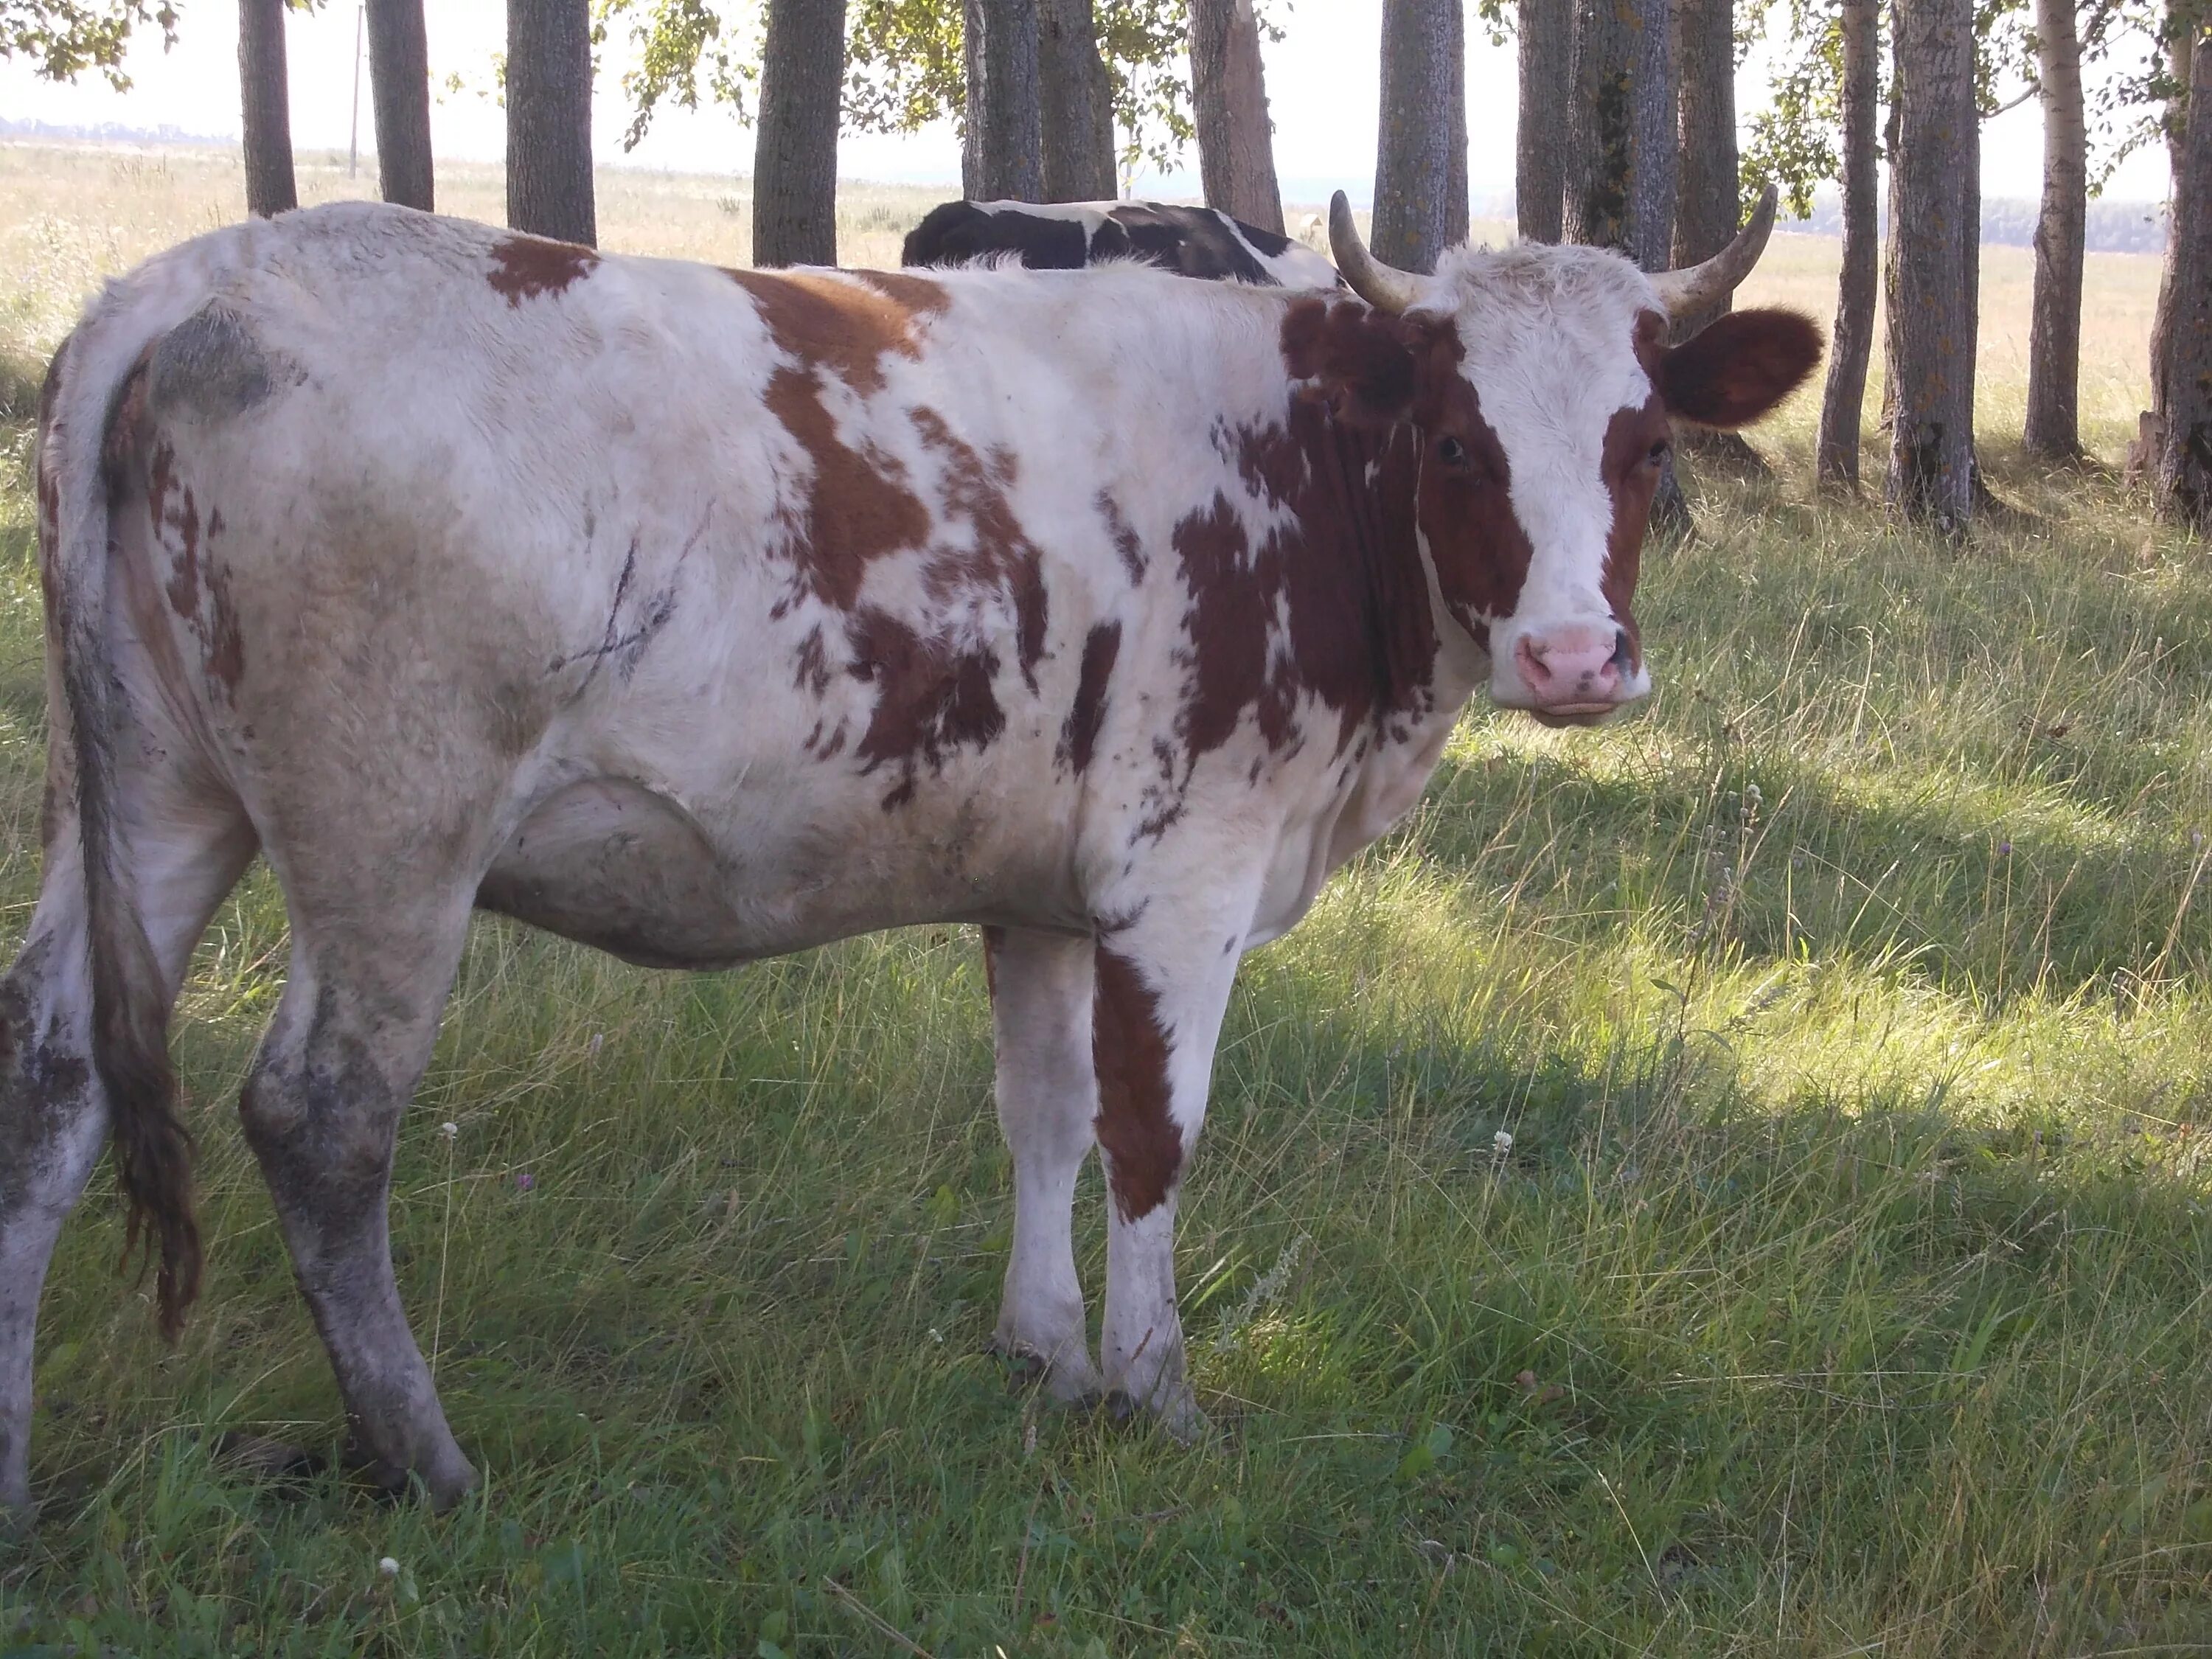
[1608,629,1632,674]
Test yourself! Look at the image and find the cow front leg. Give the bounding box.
[984,926,1105,1403]
[237,902,476,1507]
[1091,905,1246,1439]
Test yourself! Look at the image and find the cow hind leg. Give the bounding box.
[235,884,478,1507]
[0,794,256,1522]
[984,926,1105,1404]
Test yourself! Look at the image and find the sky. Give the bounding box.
[0,0,2177,209]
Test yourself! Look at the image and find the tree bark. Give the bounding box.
[1818,0,1879,487]
[754,0,846,266]
[1191,0,1285,231]
[507,0,597,246]
[1671,0,1736,315]
[1885,0,1980,530]
[1567,0,1632,248]
[1374,0,1468,271]
[238,0,296,218]
[2024,0,2087,457]
[1517,0,1571,240]
[1624,0,1676,271]
[964,0,1046,201]
[366,0,434,212]
[1040,0,1116,201]
[2154,29,2212,527]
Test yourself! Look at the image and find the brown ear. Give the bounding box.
[1281,298,1418,426]
[1658,308,1823,429]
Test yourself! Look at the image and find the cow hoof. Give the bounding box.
[989,1337,1105,1407]
[1104,1388,1208,1446]
[341,1434,478,1511]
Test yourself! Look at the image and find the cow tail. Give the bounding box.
[44,304,203,1340]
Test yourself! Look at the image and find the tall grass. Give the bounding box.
[1,142,2208,1656]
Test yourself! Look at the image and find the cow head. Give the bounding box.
[1286,189,1820,725]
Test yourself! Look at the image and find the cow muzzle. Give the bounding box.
[1495,622,1646,724]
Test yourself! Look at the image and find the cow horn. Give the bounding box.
[1328,191,1422,316]
[1649,184,1779,319]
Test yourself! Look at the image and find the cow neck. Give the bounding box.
[1307,401,1440,741]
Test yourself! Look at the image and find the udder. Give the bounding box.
[476,778,757,970]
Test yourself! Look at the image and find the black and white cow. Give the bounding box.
[0,189,1814,1515]
[903,198,1343,288]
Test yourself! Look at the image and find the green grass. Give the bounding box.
[3,144,2212,1655]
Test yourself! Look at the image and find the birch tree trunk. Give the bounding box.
[1040,0,1116,201]
[1374,0,1468,271]
[1190,0,1286,232]
[1517,0,1571,240]
[366,0,434,212]
[507,0,597,246]
[754,0,846,267]
[964,0,1046,201]
[1886,0,1980,529]
[2154,28,2212,528]
[2024,0,2087,457]
[1818,0,1880,487]
[1567,0,1633,248]
[239,0,296,218]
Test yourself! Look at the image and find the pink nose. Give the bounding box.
[1514,625,1629,709]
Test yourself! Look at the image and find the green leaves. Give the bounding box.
[0,0,178,89]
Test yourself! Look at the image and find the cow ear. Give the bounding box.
[1658,308,1823,429]
[1281,299,1418,426]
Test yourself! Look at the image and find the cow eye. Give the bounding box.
[1437,436,1470,470]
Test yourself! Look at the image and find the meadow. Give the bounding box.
[0,141,2209,1656]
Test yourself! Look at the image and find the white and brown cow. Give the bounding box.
[0,190,1816,1516]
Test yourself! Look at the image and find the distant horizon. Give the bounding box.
[1,119,2173,257]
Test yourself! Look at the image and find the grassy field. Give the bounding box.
[1,142,2210,1656]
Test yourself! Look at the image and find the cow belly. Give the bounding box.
[476,779,757,970]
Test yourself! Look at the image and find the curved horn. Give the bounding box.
[1649,184,1778,319]
[1328,191,1422,316]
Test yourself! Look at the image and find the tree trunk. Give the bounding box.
[1040,0,1116,201]
[1567,0,1632,248]
[2147,13,2195,463]
[238,0,296,218]
[1886,0,1980,530]
[1671,0,1736,315]
[2154,29,2212,528]
[1818,0,1879,487]
[1517,0,1571,240]
[1374,0,1468,271]
[1190,0,1286,232]
[754,0,846,266]
[1624,0,1676,271]
[366,0,434,212]
[2024,0,2086,457]
[507,0,597,246]
[964,0,1046,201]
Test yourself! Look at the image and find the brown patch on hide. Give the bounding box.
[1092,945,1180,1220]
[1096,491,1147,583]
[846,608,1006,810]
[487,234,600,306]
[909,407,1048,685]
[1057,620,1121,773]
[762,367,933,612]
[1153,397,1436,824]
[728,268,948,399]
